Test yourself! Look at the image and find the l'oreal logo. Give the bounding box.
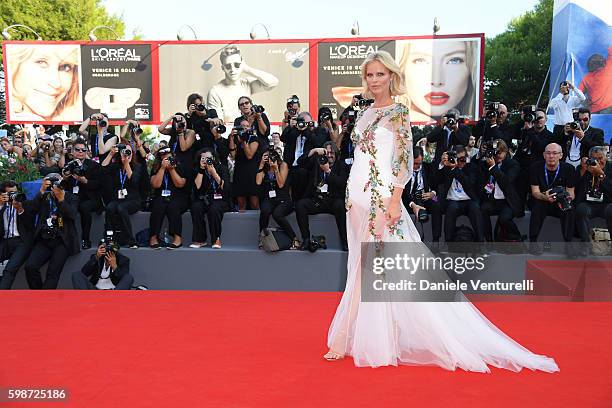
[329,44,379,59]
[90,48,141,62]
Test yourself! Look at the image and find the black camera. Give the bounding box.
[296,118,308,131]
[413,190,430,223]
[550,186,572,212]
[7,191,26,203]
[64,159,86,176]
[44,176,62,193]
[522,105,536,122]
[129,123,143,136]
[307,235,327,252]
[586,158,598,167]
[446,150,458,164]
[482,140,500,159]
[116,143,131,157]
[102,231,119,254]
[205,157,214,166]
[320,112,332,122]
[98,118,108,127]
[317,154,328,165]
[445,113,457,127]
[195,104,206,112]
[568,121,580,131]
[288,108,297,117]
[173,115,186,131]
[267,147,281,164]
[214,124,226,134]
[358,98,374,108]
[251,105,265,114]
[486,102,500,119]
[167,155,177,167]
[238,127,254,141]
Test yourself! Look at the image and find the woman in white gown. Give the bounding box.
[323,51,559,373]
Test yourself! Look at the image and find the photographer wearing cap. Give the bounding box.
[101,142,143,249]
[282,95,301,132]
[402,146,442,247]
[280,112,316,201]
[295,142,349,251]
[528,143,576,255]
[61,138,102,250]
[190,149,231,249]
[478,139,522,243]
[427,108,470,165]
[573,146,612,255]
[548,80,586,137]
[0,181,34,289]
[561,108,605,168]
[24,173,79,289]
[149,148,189,249]
[78,113,119,162]
[256,147,300,250]
[434,145,484,243]
[229,118,262,211]
[158,113,197,170]
[72,234,132,290]
[185,93,224,150]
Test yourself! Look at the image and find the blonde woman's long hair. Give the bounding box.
[360,50,407,100]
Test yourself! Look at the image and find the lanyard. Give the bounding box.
[446,128,452,147]
[119,169,127,190]
[172,140,178,153]
[206,172,217,192]
[49,196,57,215]
[4,205,15,239]
[544,164,560,189]
[320,171,328,184]
[163,173,169,191]
[347,139,353,157]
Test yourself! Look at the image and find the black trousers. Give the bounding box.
[78,198,103,242]
[191,199,230,243]
[529,200,574,242]
[295,197,347,247]
[444,200,484,242]
[149,196,189,238]
[259,199,296,238]
[575,202,612,242]
[408,199,443,241]
[288,166,308,201]
[481,199,520,242]
[516,167,530,216]
[0,237,32,289]
[71,270,134,290]
[24,238,70,289]
[105,199,140,241]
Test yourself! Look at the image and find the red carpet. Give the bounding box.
[0,291,610,407]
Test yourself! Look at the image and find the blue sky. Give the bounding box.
[103,0,540,40]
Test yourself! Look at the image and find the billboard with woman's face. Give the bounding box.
[5,44,83,122]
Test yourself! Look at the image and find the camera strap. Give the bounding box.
[544,164,560,189]
[48,196,57,216]
[4,205,15,239]
[119,169,127,190]
[206,172,217,192]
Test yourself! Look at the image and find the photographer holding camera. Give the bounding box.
[233,96,270,140]
[295,142,349,251]
[149,148,189,249]
[573,146,612,255]
[24,174,79,289]
[0,181,34,289]
[158,113,197,170]
[401,146,443,247]
[337,110,357,167]
[561,108,605,168]
[473,102,509,145]
[61,138,102,249]
[101,143,143,249]
[314,107,337,148]
[434,145,484,243]
[427,108,470,165]
[72,234,133,290]
[528,143,576,255]
[282,95,301,132]
[478,139,522,243]
[78,113,118,162]
[280,112,317,201]
[256,147,300,250]
[549,80,586,137]
[190,149,231,249]
[0,138,23,159]
[210,124,230,167]
[230,118,262,211]
[185,93,224,150]
[120,120,148,161]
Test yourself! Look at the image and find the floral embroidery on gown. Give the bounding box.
[327,103,559,372]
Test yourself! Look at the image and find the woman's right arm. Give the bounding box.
[158,117,173,135]
[150,166,165,189]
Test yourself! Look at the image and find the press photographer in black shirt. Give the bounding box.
[149,148,189,249]
[185,93,224,150]
[561,108,605,168]
[478,139,522,242]
[230,119,262,211]
[281,95,301,132]
[72,234,133,290]
[280,112,316,201]
[101,143,143,249]
[402,146,443,245]
[233,96,270,141]
[158,113,197,170]
[190,149,231,249]
[60,138,102,250]
[528,143,576,254]
[312,107,336,148]
[473,103,514,146]
[78,113,119,162]
[211,124,230,167]
[0,182,34,289]
[24,174,79,289]
[574,146,612,254]
[256,147,300,249]
[427,109,470,165]
[295,142,349,251]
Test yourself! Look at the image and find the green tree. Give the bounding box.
[484,0,553,112]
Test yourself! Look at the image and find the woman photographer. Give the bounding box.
[229,118,261,211]
[36,136,65,176]
[149,148,189,249]
[256,147,300,249]
[189,149,231,249]
[101,143,143,248]
[120,119,152,209]
[157,113,196,170]
[314,107,338,148]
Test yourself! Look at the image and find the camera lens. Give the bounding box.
[196,104,206,112]
[216,125,227,133]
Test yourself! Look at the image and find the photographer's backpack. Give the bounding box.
[260,228,293,252]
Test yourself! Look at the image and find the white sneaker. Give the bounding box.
[212,239,222,249]
[189,243,204,249]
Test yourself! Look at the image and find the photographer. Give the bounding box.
[561,108,605,168]
[211,124,231,167]
[548,80,586,136]
[295,142,349,251]
[427,109,470,165]
[120,120,149,162]
[313,107,337,148]
[281,95,301,132]
[158,113,196,170]
[337,111,357,166]
[528,143,576,254]
[0,181,34,289]
[78,113,119,162]
[233,96,270,141]
[280,112,316,201]
[101,143,143,249]
[190,149,231,249]
[149,148,189,249]
[402,146,443,246]
[24,174,79,289]
[0,138,23,159]
[434,145,484,243]
[473,103,509,145]
[229,119,262,211]
[478,140,522,243]
[61,138,102,249]
[256,148,300,249]
[574,146,612,255]
[185,93,223,150]
[72,235,133,290]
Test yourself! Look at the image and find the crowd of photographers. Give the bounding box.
[0,80,609,289]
